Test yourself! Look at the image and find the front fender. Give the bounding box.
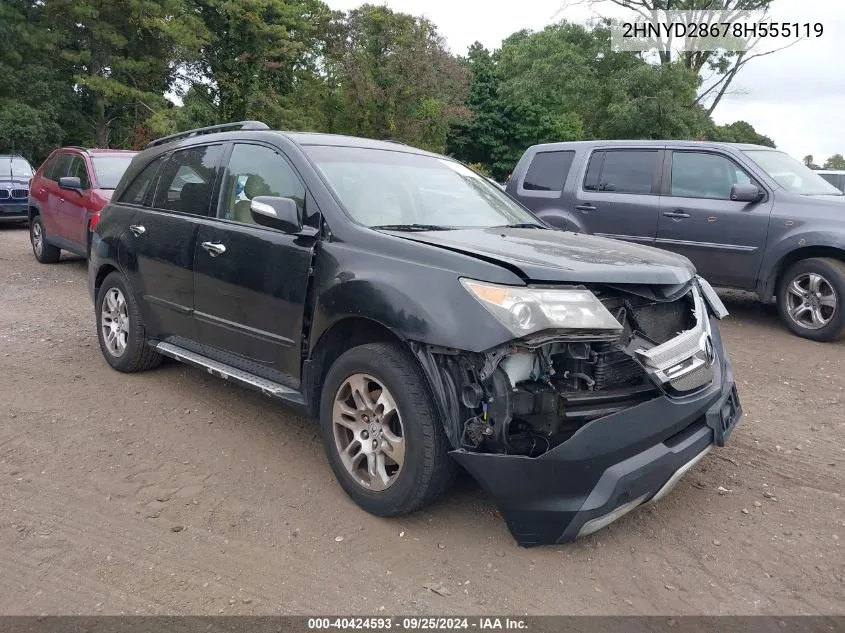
[309,240,520,354]
[756,230,845,300]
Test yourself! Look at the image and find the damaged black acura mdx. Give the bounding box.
[89,122,743,546]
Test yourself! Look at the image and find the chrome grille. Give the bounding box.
[0,190,8,200]
[634,285,717,394]
[669,363,714,392]
[12,188,28,199]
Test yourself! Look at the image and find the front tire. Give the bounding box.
[777,258,845,342]
[30,216,60,264]
[319,342,458,517]
[95,271,163,372]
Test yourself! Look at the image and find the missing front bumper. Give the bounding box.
[451,324,741,547]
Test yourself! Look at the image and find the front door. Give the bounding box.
[656,150,773,289]
[122,144,224,347]
[570,147,662,245]
[193,142,317,388]
[62,154,93,248]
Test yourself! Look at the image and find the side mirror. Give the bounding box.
[730,183,764,203]
[250,196,301,234]
[59,176,83,195]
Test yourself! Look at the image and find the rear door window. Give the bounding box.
[153,145,223,216]
[121,156,166,206]
[522,150,575,191]
[584,150,658,194]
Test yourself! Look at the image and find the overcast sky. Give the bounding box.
[326,0,844,164]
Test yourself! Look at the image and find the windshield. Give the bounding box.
[91,154,136,189]
[304,146,540,229]
[3,157,33,180]
[743,150,842,195]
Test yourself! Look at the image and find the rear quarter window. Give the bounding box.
[522,150,576,191]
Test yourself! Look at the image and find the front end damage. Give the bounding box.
[411,276,742,546]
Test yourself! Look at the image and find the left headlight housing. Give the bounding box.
[460,278,622,337]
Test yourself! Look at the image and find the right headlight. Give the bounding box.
[460,278,622,337]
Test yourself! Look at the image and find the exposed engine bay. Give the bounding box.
[421,281,714,458]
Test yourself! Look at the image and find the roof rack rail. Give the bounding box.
[145,121,270,149]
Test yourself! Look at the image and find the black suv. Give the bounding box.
[507,141,845,342]
[89,122,742,546]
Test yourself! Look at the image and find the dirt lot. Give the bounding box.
[0,224,843,615]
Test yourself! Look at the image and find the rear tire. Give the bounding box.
[95,271,163,372]
[30,216,60,264]
[777,258,845,342]
[319,342,458,517]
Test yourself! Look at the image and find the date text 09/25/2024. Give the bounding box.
[307,618,528,630]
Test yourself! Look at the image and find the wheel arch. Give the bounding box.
[303,316,407,418]
[758,245,845,304]
[93,264,121,299]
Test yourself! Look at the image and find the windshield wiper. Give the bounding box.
[371,224,455,231]
[492,222,546,229]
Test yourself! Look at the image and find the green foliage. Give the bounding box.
[324,4,470,153]
[1,1,779,179]
[823,154,845,170]
[707,120,776,147]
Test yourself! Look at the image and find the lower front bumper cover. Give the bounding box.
[451,318,742,547]
[0,203,28,222]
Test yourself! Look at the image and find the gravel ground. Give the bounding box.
[0,224,843,615]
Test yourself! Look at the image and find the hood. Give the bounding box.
[381,227,696,286]
[97,189,114,202]
[0,177,31,188]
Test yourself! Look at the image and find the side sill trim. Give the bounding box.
[654,238,758,253]
[144,295,193,315]
[194,310,296,347]
[154,341,306,406]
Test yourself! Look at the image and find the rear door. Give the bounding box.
[571,148,662,245]
[121,144,223,348]
[192,142,318,387]
[656,149,773,289]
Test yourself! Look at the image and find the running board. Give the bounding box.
[155,342,306,406]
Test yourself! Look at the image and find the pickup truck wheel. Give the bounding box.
[777,258,845,341]
[30,216,60,264]
[95,271,163,372]
[319,342,458,517]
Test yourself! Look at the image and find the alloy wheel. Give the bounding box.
[101,287,130,356]
[32,222,43,257]
[785,272,837,330]
[332,373,405,492]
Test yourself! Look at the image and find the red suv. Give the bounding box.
[28,147,136,262]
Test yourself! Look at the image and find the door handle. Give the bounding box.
[129,224,146,236]
[575,204,597,212]
[201,241,227,257]
[662,211,690,219]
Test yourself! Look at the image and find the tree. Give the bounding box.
[592,0,795,115]
[496,23,704,140]
[186,0,332,125]
[0,0,72,162]
[823,154,845,170]
[42,0,206,148]
[326,4,470,153]
[707,120,775,147]
[803,155,820,170]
